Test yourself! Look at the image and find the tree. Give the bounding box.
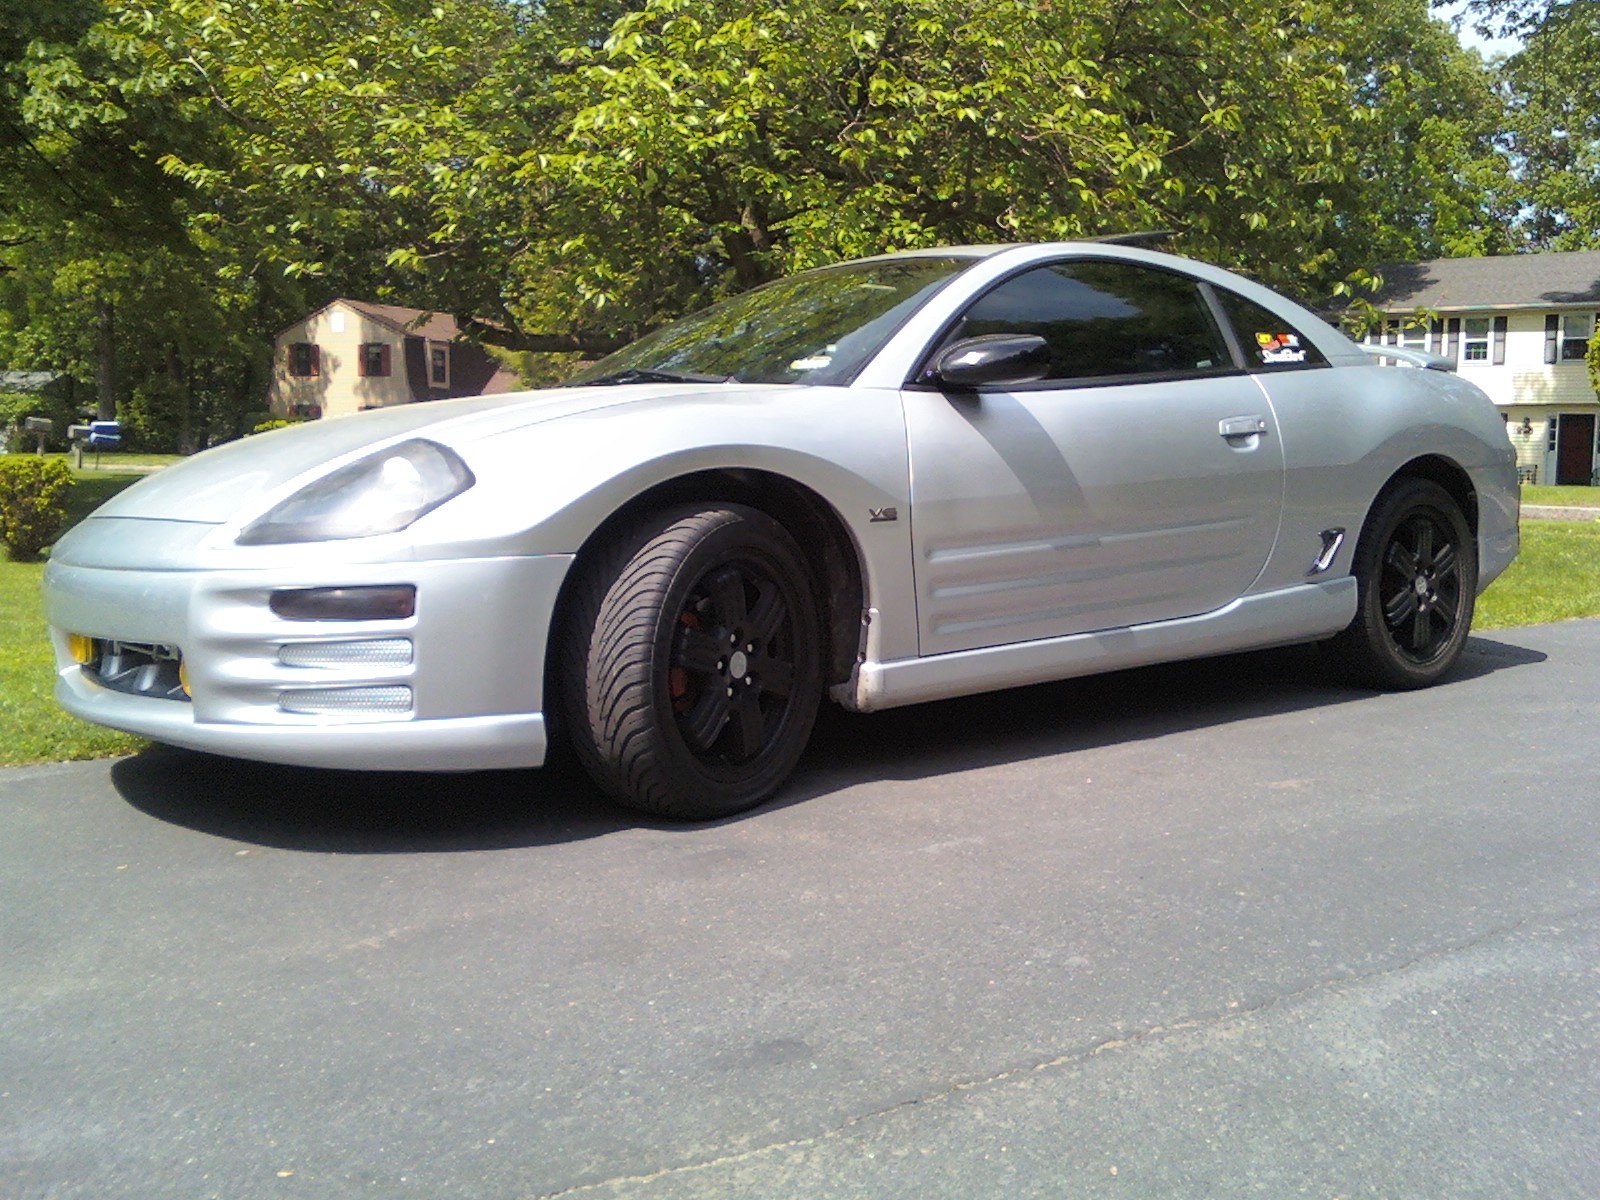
[0,0,303,443]
[469,0,1512,328]
[3,0,1523,424]
[1467,0,1600,248]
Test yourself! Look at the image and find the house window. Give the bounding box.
[288,342,320,377]
[1371,319,1426,350]
[429,343,450,387]
[289,403,321,419]
[359,343,392,377]
[1561,313,1594,360]
[1462,318,1490,362]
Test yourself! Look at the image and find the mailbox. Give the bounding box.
[87,421,122,449]
[21,415,53,454]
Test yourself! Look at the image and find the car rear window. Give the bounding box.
[1214,289,1328,370]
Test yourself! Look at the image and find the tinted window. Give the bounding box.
[1215,289,1327,370]
[567,257,975,387]
[942,261,1232,383]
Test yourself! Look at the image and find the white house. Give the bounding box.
[268,300,520,421]
[1363,250,1600,485]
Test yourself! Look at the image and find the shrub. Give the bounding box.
[0,456,74,561]
[251,417,303,435]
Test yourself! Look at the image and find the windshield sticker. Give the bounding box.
[1256,331,1307,364]
[789,344,836,372]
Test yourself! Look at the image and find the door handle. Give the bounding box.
[1220,415,1268,438]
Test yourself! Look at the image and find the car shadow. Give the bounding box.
[111,633,1546,853]
[779,632,1548,799]
[111,748,633,853]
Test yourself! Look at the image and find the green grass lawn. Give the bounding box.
[40,450,184,472]
[1,467,151,766]
[0,558,145,765]
[3,471,1599,766]
[1475,519,1600,629]
[1523,484,1600,507]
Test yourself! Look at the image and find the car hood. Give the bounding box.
[92,384,755,523]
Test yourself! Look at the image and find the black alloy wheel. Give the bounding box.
[1327,477,1477,689]
[560,504,822,819]
[1377,508,1466,665]
[668,560,801,764]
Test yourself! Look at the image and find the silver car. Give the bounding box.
[44,243,1520,818]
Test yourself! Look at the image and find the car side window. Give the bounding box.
[941,261,1233,384]
[1214,289,1328,370]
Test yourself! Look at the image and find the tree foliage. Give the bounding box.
[1466,0,1600,248]
[0,0,1571,448]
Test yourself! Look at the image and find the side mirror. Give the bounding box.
[928,334,1052,389]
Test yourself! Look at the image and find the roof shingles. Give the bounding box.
[1372,251,1600,312]
[339,299,462,342]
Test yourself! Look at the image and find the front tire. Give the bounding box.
[1326,478,1476,689]
[560,505,822,820]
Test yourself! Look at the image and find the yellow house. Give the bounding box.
[268,300,520,420]
[1363,250,1600,485]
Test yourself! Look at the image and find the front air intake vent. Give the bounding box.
[83,640,189,702]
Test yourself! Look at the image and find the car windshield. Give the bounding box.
[565,256,976,387]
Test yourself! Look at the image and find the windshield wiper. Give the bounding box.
[570,368,732,387]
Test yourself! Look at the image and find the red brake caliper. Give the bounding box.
[670,611,698,709]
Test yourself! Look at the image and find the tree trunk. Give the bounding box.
[95,299,116,422]
[168,344,196,455]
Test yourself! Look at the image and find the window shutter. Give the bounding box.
[380,344,392,376]
[1446,317,1461,360]
[1429,319,1443,354]
[1545,315,1560,364]
[357,345,370,377]
[310,344,321,376]
[1492,317,1507,365]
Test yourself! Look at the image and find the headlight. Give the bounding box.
[237,439,474,545]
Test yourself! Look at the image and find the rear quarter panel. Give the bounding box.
[1250,363,1519,593]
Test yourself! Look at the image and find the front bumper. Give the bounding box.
[45,544,573,771]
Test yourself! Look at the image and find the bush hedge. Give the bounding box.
[0,456,74,560]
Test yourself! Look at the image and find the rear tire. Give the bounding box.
[559,505,822,819]
[1325,478,1476,689]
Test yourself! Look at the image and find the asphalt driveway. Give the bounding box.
[3,622,1598,1199]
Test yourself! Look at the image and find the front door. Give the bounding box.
[904,260,1286,657]
[1555,413,1596,485]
